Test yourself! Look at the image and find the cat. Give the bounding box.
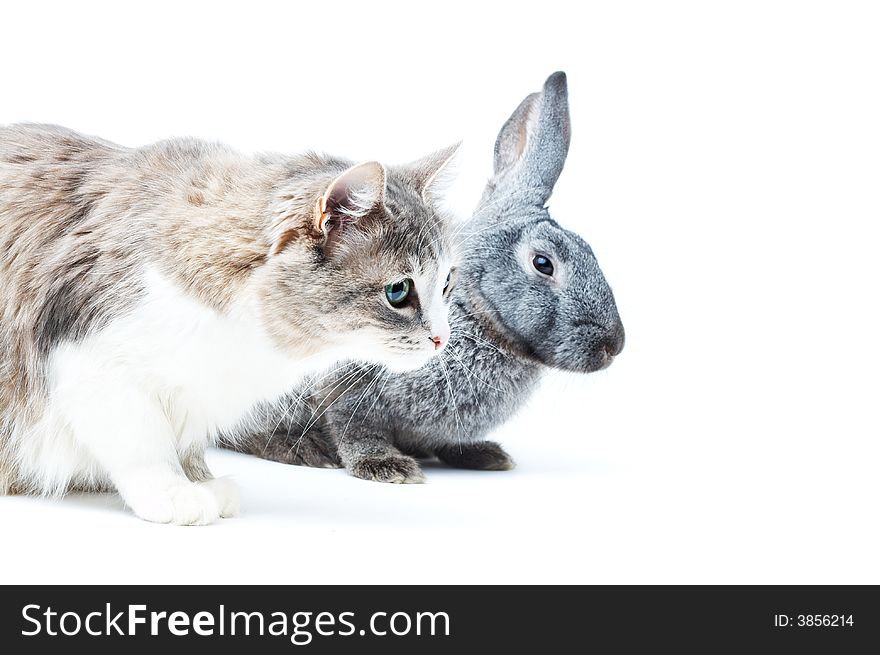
[224,71,624,483]
[0,123,458,521]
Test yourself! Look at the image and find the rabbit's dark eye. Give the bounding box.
[533,255,554,276]
[385,279,412,307]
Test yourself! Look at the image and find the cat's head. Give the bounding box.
[463,72,624,373]
[260,146,459,372]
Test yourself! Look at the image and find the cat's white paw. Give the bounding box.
[200,478,240,518]
[128,481,221,526]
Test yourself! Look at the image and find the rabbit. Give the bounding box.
[224,71,625,483]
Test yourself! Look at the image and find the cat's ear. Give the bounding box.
[315,161,386,246]
[403,142,461,202]
[492,71,571,203]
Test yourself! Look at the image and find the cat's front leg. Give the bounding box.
[181,445,240,518]
[59,377,236,525]
[434,441,515,471]
[338,430,424,484]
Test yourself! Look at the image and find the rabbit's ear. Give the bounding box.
[492,71,571,203]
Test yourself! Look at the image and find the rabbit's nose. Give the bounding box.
[601,322,625,357]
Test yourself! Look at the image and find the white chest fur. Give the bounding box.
[17,267,359,504]
[49,268,338,450]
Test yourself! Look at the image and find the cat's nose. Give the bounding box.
[601,321,625,357]
[429,320,450,351]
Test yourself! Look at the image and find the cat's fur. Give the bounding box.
[226,72,625,482]
[0,124,457,520]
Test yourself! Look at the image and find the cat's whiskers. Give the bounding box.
[302,363,373,425]
[445,345,505,393]
[425,214,470,255]
[287,364,379,459]
[421,230,454,263]
[436,357,465,454]
[457,330,508,357]
[443,346,478,399]
[262,391,307,454]
[304,360,362,397]
[360,369,391,426]
[449,212,478,240]
[281,361,361,426]
[449,204,516,243]
[451,307,499,321]
[289,363,379,460]
[273,362,371,454]
[460,243,522,254]
[451,212,530,249]
[415,214,446,254]
[258,354,366,445]
[340,367,384,441]
[262,361,360,452]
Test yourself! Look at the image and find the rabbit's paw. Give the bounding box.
[350,454,425,484]
[256,433,342,469]
[436,441,515,471]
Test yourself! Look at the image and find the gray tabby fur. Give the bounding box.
[224,72,625,482]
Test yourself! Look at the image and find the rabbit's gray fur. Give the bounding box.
[223,72,624,482]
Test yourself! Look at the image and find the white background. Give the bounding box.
[1,1,878,584]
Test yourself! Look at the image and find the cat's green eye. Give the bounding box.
[385,279,412,307]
